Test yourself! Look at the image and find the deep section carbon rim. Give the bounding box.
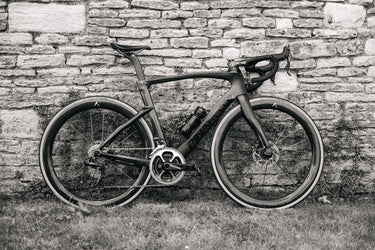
[212,98,323,209]
[40,98,153,206]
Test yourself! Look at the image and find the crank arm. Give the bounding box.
[163,162,199,172]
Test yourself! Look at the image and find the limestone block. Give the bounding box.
[224,28,264,39]
[365,39,375,55]
[317,57,351,68]
[190,28,223,38]
[66,55,115,66]
[259,72,299,93]
[243,17,275,28]
[181,2,209,10]
[290,40,336,59]
[110,28,149,38]
[119,10,161,18]
[0,109,40,139]
[89,0,129,9]
[162,11,193,19]
[276,19,293,29]
[17,54,65,69]
[0,33,32,45]
[323,3,366,28]
[170,37,209,48]
[9,3,85,33]
[132,0,178,10]
[241,40,288,57]
[0,56,16,69]
[150,29,188,38]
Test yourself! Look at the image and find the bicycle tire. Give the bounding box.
[211,97,324,209]
[39,97,154,207]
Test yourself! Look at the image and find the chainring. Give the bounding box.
[149,147,185,185]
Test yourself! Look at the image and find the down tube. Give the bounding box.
[178,90,235,157]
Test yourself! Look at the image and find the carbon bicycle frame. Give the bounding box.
[99,53,270,165]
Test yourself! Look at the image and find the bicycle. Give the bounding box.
[39,43,324,209]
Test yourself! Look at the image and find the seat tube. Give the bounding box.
[127,54,167,144]
[237,94,271,148]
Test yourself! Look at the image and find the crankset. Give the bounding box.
[149,147,188,185]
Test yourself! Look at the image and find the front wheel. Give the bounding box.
[211,97,324,209]
[39,97,154,207]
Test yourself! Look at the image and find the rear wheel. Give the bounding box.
[211,97,324,209]
[39,97,154,207]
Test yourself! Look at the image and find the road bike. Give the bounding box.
[39,43,324,209]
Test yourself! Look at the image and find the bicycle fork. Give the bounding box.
[237,94,272,154]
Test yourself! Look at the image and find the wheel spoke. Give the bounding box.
[279,139,308,153]
[274,163,298,185]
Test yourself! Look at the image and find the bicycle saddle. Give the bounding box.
[111,43,151,55]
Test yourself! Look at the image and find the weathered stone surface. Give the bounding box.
[67,55,115,66]
[243,17,275,28]
[290,40,336,59]
[336,40,364,56]
[119,10,160,18]
[0,33,32,45]
[221,9,261,17]
[9,3,85,33]
[276,19,293,29]
[132,0,178,10]
[184,18,207,28]
[316,57,351,68]
[263,9,299,18]
[353,56,375,66]
[193,10,221,18]
[368,16,375,28]
[88,9,118,18]
[190,28,223,38]
[37,68,80,77]
[25,45,55,54]
[17,55,65,69]
[192,49,222,59]
[205,58,227,68]
[293,19,322,28]
[181,2,209,10]
[208,19,241,29]
[301,10,324,20]
[0,56,16,69]
[290,59,316,69]
[150,29,188,38]
[162,10,193,19]
[165,58,202,68]
[368,66,375,77]
[89,0,129,9]
[0,69,35,76]
[127,19,181,28]
[266,29,311,38]
[35,34,68,44]
[72,36,113,46]
[241,40,288,57]
[0,109,39,139]
[171,37,209,48]
[142,49,192,58]
[224,28,264,39]
[89,18,126,28]
[110,28,149,38]
[337,68,367,77]
[223,48,240,60]
[323,3,366,28]
[312,29,357,39]
[259,72,298,92]
[365,39,375,55]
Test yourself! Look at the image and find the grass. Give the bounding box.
[1,190,374,250]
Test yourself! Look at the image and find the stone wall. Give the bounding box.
[0,0,374,195]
